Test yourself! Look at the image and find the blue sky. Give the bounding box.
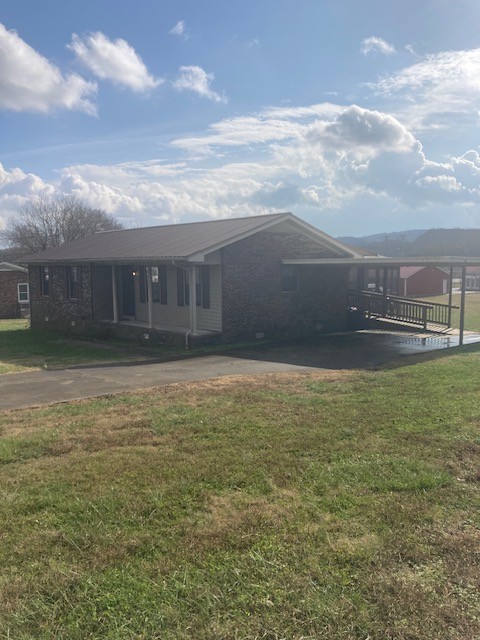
[2,0,480,236]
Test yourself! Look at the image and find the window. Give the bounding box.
[151,266,167,304]
[176,267,189,306]
[66,266,80,299]
[139,266,148,303]
[40,266,50,296]
[17,283,29,304]
[281,265,298,292]
[177,267,210,307]
[196,266,210,308]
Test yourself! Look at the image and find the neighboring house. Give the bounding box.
[466,267,480,291]
[22,213,363,344]
[399,266,450,297]
[0,262,29,319]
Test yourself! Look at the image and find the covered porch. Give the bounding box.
[283,256,480,346]
[91,262,222,345]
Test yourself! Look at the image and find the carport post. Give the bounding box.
[382,268,388,315]
[459,266,466,346]
[447,265,453,327]
[112,266,119,324]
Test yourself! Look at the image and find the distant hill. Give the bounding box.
[338,230,427,257]
[338,228,480,257]
[408,229,480,257]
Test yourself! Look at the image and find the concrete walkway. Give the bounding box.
[1,330,479,411]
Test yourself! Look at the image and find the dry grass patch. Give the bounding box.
[0,356,479,639]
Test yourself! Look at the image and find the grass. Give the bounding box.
[426,292,480,332]
[0,320,279,376]
[0,319,159,375]
[1,346,479,638]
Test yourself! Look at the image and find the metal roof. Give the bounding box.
[399,265,449,279]
[21,213,358,264]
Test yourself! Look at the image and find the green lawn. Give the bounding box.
[426,292,480,332]
[1,347,479,639]
[0,319,154,374]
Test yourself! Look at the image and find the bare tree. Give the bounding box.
[1,195,123,253]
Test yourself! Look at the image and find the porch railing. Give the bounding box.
[347,290,458,329]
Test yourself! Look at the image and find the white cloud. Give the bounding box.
[372,48,480,97]
[0,162,54,226]
[57,108,480,218]
[4,102,480,232]
[0,23,96,114]
[306,105,416,156]
[170,21,188,38]
[171,104,344,153]
[172,115,302,153]
[173,65,228,103]
[369,48,480,130]
[68,31,162,92]
[361,36,396,56]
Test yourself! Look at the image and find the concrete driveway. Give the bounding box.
[1,329,479,410]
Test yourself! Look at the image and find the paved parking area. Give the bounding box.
[1,330,479,410]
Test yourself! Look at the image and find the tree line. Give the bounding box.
[1,195,123,254]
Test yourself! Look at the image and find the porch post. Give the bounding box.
[447,265,454,328]
[189,265,197,335]
[147,266,154,329]
[382,268,388,316]
[112,266,119,324]
[459,266,466,346]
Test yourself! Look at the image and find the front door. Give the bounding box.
[121,265,135,317]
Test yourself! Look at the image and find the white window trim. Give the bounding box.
[17,282,29,304]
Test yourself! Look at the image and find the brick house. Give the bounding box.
[23,213,363,344]
[0,262,29,319]
[399,266,450,297]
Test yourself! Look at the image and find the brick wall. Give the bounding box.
[221,231,349,341]
[0,270,28,319]
[29,264,93,333]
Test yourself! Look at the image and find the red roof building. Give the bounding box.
[399,266,450,297]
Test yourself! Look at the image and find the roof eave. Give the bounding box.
[283,256,480,267]
[24,256,189,266]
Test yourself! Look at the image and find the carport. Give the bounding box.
[283,256,480,346]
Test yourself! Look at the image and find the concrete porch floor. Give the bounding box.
[117,319,219,337]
